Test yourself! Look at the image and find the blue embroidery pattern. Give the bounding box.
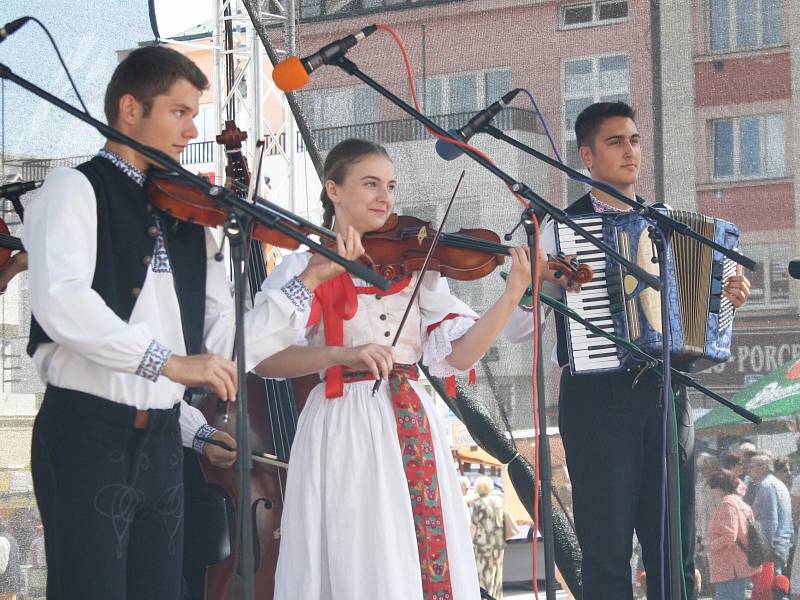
[136,340,172,382]
[97,149,146,187]
[151,216,172,273]
[192,423,218,453]
[281,275,313,310]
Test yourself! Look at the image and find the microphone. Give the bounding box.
[272,25,378,93]
[0,17,31,44]
[435,88,521,161]
[0,180,42,198]
[789,257,800,280]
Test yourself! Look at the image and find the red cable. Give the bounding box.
[529,213,542,599]
[379,22,543,595]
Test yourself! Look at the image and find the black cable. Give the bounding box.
[22,17,89,115]
[147,0,161,41]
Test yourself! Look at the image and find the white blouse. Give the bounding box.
[24,163,310,447]
[503,218,560,363]
[264,253,480,377]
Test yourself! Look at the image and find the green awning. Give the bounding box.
[694,358,800,433]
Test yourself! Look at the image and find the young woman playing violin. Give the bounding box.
[257,138,564,600]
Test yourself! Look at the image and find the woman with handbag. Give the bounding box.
[707,469,762,599]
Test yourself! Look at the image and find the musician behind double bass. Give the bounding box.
[22,45,362,600]
[505,101,751,600]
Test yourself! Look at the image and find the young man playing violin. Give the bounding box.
[505,101,751,600]
[23,46,360,600]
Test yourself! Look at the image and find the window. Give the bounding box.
[298,85,379,129]
[423,69,512,116]
[709,0,783,53]
[561,1,628,28]
[193,104,217,142]
[712,114,785,180]
[562,54,629,200]
[743,244,790,308]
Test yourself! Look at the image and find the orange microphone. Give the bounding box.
[272,24,378,93]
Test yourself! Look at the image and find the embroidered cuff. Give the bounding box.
[192,424,218,454]
[281,275,313,311]
[135,340,172,382]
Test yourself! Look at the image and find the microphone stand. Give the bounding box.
[0,61,391,600]
[482,124,756,272]
[331,56,662,293]
[325,54,656,600]
[482,121,758,600]
[522,211,558,600]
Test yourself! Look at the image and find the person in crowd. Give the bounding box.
[697,453,721,596]
[740,442,760,504]
[790,469,800,599]
[0,519,22,600]
[791,469,800,529]
[786,438,800,481]
[774,458,792,490]
[471,476,507,599]
[27,524,45,569]
[721,454,748,496]
[706,469,760,600]
[750,453,794,574]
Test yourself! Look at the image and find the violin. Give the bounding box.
[146,169,337,251]
[146,172,592,287]
[360,213,593,284]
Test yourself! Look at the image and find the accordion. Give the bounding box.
[554,209,740,375]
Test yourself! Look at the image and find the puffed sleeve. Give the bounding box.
[180,250,315,452]
[417,271,479,377]
[254,251,315,351]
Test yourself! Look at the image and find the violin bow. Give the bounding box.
[371,170,466,396]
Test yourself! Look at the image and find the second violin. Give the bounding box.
[361,212,593,284]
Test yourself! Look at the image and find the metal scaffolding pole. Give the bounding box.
[212,0,309,222]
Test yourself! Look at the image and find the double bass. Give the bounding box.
[180,120,316,600]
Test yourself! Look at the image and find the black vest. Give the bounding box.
[27,156,207,360]
[0,533,21,593]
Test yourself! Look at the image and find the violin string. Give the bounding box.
[397,227,510,255]
[371,170,467,395]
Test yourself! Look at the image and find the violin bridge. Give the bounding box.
[417,226,427,246]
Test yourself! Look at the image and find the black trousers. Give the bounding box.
[31,386,185,600]
[558,367,696,600]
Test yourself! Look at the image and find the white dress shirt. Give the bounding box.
[24,156,311,448]
[503,218,562,363]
